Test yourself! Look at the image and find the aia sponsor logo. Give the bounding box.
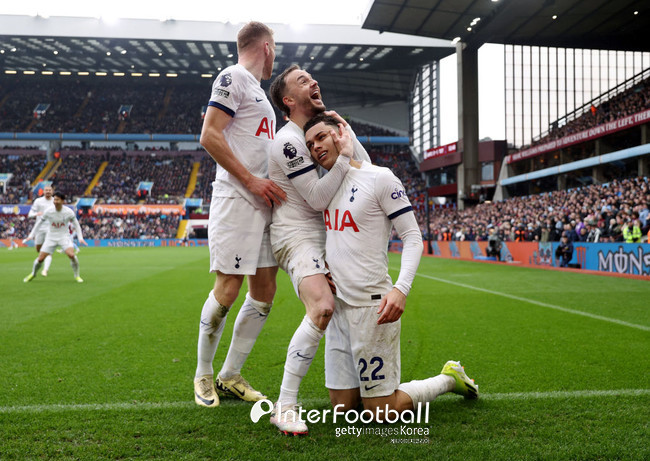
[255,117,274,139]
[324,209,359,232]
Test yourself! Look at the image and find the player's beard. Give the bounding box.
[309,104,326,118]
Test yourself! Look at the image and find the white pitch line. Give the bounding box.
[480,388,650,401]
[411,271,650,332]
[2,389,648,414]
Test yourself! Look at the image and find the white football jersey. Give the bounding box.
[324,162,414,306]
[269,120,372,245]
[208,64,276,208]
[29,196,54,227]
[35,206,83,240]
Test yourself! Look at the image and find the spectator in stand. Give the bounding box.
[486,228,502,261]
[555,233,574,268]
[622,219,642,243]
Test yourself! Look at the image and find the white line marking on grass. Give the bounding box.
[410,271,650,332]
[481,388,650,401]
[2,389,648,414]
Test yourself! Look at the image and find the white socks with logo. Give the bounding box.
[195,290,230,378]
[219,293,271,380]
[278,315,325,405]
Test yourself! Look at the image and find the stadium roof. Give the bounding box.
[0,15,453,109]
[362,0,650,52]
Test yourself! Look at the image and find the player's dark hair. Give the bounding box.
[53,191,66,200]
[270,64,300,116]
[237,21,273,53]
[303,112,339,134]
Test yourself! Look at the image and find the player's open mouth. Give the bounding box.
[317,150,327,162]
[311,89,321,101]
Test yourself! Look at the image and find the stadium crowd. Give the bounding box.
[529,76,650,148]
[1,79,404,137]
[78,211,181,240]
[93,152,194,204]
[0,80,206,134]
[425,176,650,243]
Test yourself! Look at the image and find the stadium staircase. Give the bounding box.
[175,219,189,239]
[44,158,63,180]
[157,88,174,121]
[184,162,201,197]
[0,93,10,109]
[25,119,38,132]
[31,160,56,186]
[74,94,90,118]
[84,161,109,196]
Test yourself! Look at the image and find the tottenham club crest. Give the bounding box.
[283,142,298,159]
[219,73,232,87]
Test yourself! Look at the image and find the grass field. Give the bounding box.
[1,246,648,460]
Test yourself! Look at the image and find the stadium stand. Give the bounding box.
[424,176,650,243]
[78,211,181,240]
[529,75,650,149]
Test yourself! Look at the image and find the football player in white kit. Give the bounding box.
[23,192,87,283]
[193,21,287,408]
[304,114,479,420]
[266,65,371,434]
[23,185,55,275]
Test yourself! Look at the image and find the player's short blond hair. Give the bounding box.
[237,21,274,53]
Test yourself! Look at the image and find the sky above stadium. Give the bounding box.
[1,0,370,25]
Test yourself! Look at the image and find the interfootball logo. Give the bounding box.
[283,142,298,159]
[219,73,232,87]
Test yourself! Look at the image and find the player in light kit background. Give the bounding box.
[266,64,371,434]
[193,21,287,408]
[23,192,87,283]
[23,185,55,275]
[304,113,479,419]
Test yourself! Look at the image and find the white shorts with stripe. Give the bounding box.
[272,230,328,296]
[208,196,275,275]
[324,297,401,398]
[35,229,48,246]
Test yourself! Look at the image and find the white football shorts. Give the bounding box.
[208,196,275,275]
[34,229,48,246]
[41,235,73,254]
[272,231,328,296]
[324,298,401,398]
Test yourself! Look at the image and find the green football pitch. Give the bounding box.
[1,247,648,460]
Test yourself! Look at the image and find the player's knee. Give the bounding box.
[246,292,272,315]
[313,301,334,329]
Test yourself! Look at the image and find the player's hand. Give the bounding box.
[246,176,287,207]
[331,123,353,159]
[22,236,33,243]
[377,287,406,324]
[325,271,337,295]
[79,238,88,247]
[324,110,348,128]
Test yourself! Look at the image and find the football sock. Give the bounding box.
[70,256,79,277]
[397,375,455,407]
[278,315,325,405]
[43,254,53,272]
[32,258,43,276]
[219,293,271,380]
[195,290,230,378]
